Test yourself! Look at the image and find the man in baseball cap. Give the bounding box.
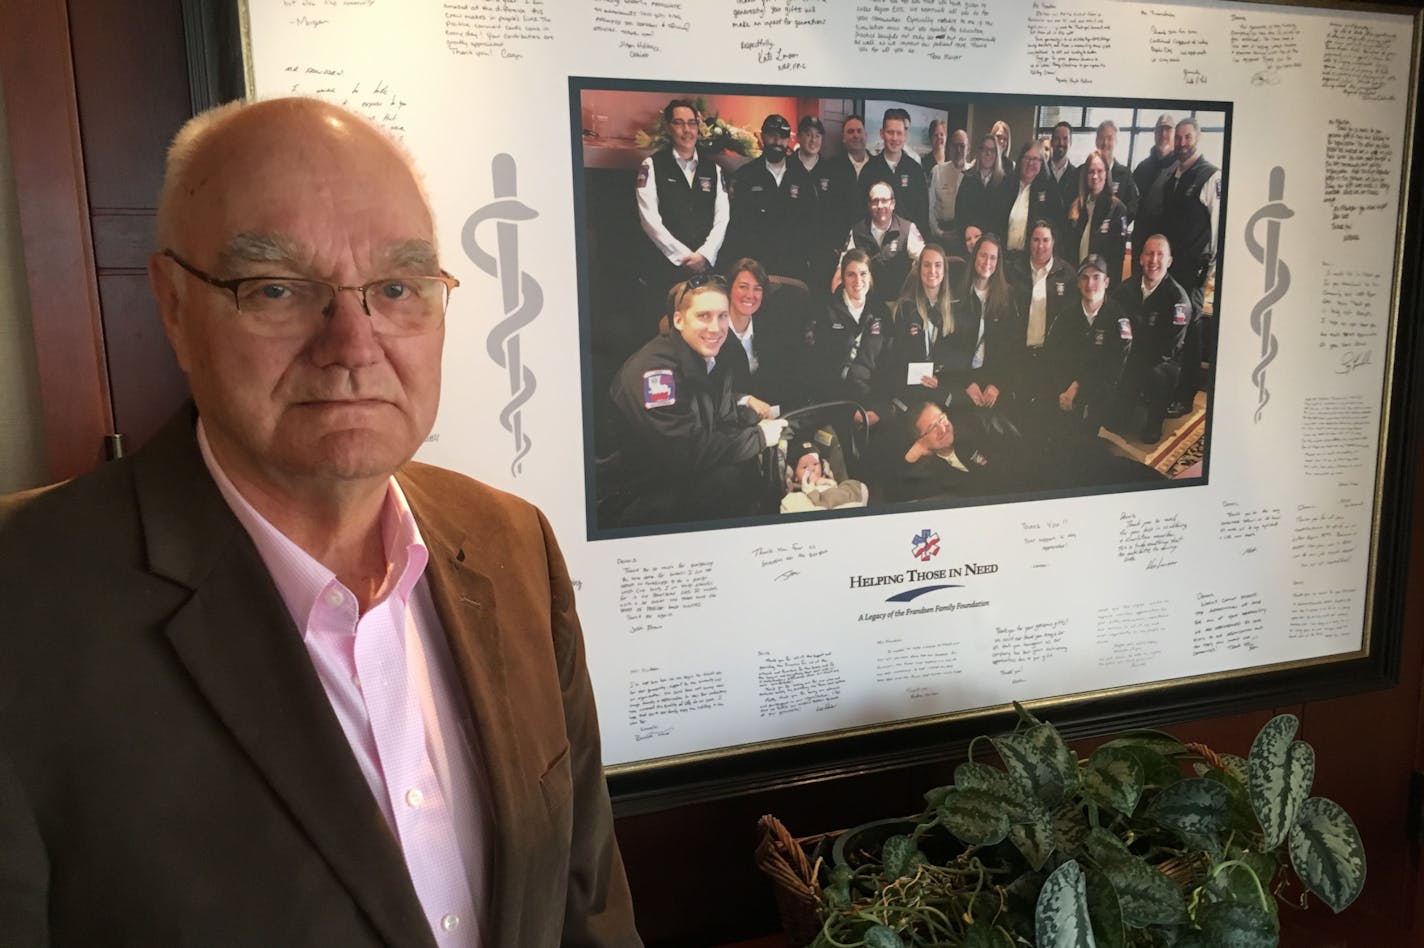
[724,113,814,282]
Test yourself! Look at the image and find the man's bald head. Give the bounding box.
[155,97,433,256]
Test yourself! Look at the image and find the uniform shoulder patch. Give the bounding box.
[1173,303,1189,325]
[636,162,650,188]
[642,369,676,409]
[1118,317,1133,341]
[969,450,988,467]
[908,321,922,336]
[869,317,882,335]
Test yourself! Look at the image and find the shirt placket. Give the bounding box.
[353,594,477,945]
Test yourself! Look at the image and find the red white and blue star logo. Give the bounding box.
[911,528,940,561]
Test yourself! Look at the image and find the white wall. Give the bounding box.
[0,74,49,492]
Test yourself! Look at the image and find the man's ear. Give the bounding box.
[147,253,192,373]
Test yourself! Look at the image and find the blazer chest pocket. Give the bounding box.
[539,743,573,818]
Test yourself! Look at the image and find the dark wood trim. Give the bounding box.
[0,0,111,481]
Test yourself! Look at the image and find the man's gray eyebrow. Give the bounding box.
[219,232,305,269]
[387,240,439,271]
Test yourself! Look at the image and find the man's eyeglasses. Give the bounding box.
[918,411,952,436]
[674,273,727,311]
[161,249,460,339]
[668,118,699,129]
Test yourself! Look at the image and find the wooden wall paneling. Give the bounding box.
[68,0,193,453]
[0,0,111,480]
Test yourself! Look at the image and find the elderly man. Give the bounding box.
[927,128,971,246]
[842,180,925,295]
[0,98,640,946]
[635,98,729,332]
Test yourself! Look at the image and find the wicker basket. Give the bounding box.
[754,814,827,948]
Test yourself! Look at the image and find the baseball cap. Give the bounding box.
[1155,113,1176,129]
[1078,253,1110,276]
[761,114,792,136]
[798,115,824,135]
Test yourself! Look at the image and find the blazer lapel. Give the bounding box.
[398,469,532,946]
[133,411,435,948]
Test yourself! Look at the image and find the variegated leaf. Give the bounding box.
[1051,798,1091,855]
[1097,855,1187,926]
[1115,744,1184,789]
[1218,752,1250,785]
[994,723,1077,805]
[863,924,906,948]
[1082,746,1145,815]
[1083,865,1125,948]
[881,834,918,880]
[1196,899,1279,948]
[956,760,1032,818]
[1248,714,1315,848]
[1083,826,1130,865]
[940,788,1012,846]
[1003,872,1045,942]
[1145,777,1232,852]
[923,784,953,810]
[1206,858,1278,917]
[1036,861,1098,948]
[1009,800,1055,870]
[1288,796,1366,912]
[1100,729,1190,757]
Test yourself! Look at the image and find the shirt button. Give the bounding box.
[324,588,345,607]
[405,788,424,809]
[441,913,460,932]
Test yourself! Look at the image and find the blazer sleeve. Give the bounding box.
[0,747,48,946]
[539,510,643,947]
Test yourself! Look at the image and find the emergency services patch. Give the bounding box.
[969,450,988,466]
[636,163,650,188]
[869,318,882,335]
[886,240,899,253]
[900,174,911,188]
[818,177,830,192]
[1099,218,1111,234]
[698,175,712,192]
[1094,329,1105,346]
[1036,191,1045,202]
[1054,281,1065,296]
[908,322,922,336]
[1173,303,1189,325]
[1118,317,1133,341]
[642,369,676,409]
[789,184,800,199]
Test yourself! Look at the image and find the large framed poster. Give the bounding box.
[225,0,1421,810]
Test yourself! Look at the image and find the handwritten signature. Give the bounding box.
[1251,70,1279,86]
[774,569,801,583]
[1336,348,1372,374]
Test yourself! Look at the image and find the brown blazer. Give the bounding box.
[0,409,640,947]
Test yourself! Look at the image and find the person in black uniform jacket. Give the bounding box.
[795,115,844,293]
[606,277,785,525]
[957,232,1026,415]
[886,244,976,412]
[1047,121,1078,208]
[1065,150,1129,272]
[1113,235,1193,443]
[1044,253,1133,437]
[1007,222,1076,411]
[726,114,815,283]
[634,99,730,337]
[820,114,874,241]
[957,134,1011,242]
[877,401,996,504]
[842,181,925,300]
[717,257,810,413]
[807,249,894,425]
[1137,117,1222,413]
[1094,120,1140,221]
[1132,113,1177,208]
[860,108,929,234]
[990,120,1016,179]
[1002,142,1066,263]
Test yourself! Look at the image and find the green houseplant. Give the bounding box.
[758,705,1365,947]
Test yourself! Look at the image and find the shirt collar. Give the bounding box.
[196,420,430,631]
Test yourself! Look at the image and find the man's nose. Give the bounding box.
[310,287,382,365]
